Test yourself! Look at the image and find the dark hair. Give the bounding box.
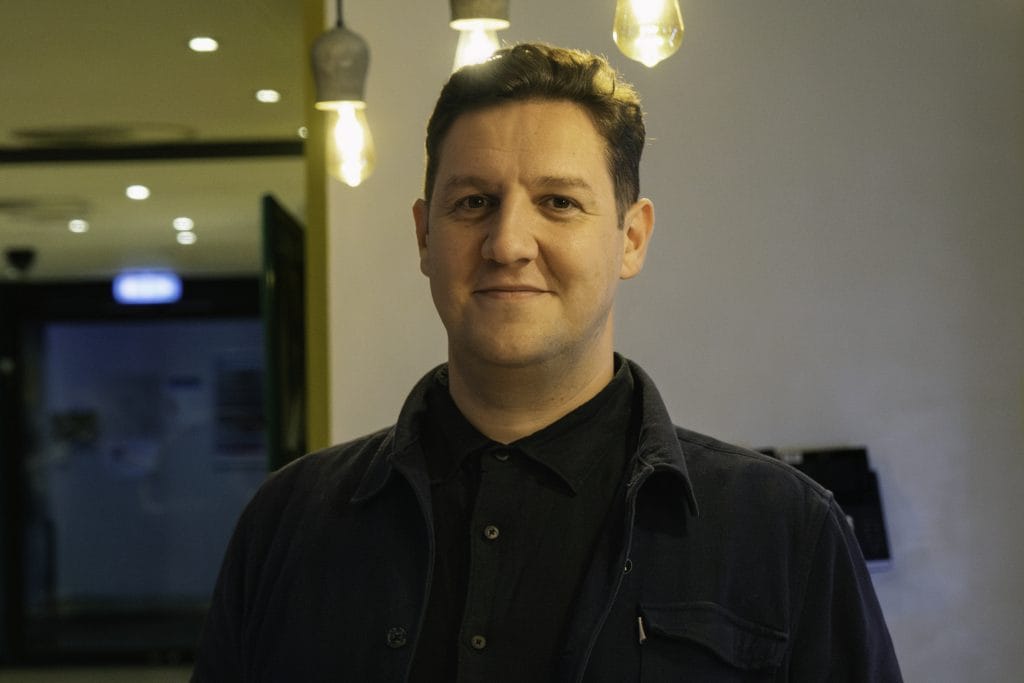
[423,43,645,219]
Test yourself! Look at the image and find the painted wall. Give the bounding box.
[325,2,1024,679]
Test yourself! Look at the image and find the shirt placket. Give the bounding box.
[456,444,517,681]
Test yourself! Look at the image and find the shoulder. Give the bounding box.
[672,426,836,539]
[626,356,834,527]
[238,426,396,529]
[676,427,830,500]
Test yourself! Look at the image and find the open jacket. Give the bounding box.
[193,359,902,682]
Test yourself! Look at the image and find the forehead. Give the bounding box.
[433,99,614,191]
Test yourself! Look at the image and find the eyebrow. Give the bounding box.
[532,175,597,195]
[437,174,597,196]
[437,175,496,197]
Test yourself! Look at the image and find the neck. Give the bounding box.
[446,348,615,444]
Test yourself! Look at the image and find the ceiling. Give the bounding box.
[0,0,307,281]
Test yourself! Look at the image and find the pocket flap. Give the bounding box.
[639,601,788,670]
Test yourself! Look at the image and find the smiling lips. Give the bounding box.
[474,284,549,300]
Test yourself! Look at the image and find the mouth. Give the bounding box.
[473,285,548,299]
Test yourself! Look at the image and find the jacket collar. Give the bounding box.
[625,358,700,518]
[352,358,699,519]
[350,365,440,503]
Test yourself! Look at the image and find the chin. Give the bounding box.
[456,334,561,370]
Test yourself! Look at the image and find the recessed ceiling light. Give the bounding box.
[177,231,197,245]
[256,89,281,103]
[126,184,150,200]
[189,36,219,53]
[68,219,89,233]
[173,216,194,231]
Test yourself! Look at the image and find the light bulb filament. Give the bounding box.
[323,101,376,187]
[453,28,501,70]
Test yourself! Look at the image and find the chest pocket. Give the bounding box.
[638,602,788,682]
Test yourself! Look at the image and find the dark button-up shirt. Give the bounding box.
[410,362,636,681]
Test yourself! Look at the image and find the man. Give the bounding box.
[193,43,902,681]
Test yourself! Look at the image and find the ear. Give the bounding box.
[413,198,430,276]
[620,198,655,280]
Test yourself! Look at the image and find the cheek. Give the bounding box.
[552,235,623,286]
[425,236,479,302]
[431,239,472,278]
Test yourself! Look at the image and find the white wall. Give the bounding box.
[326,2,1024,679]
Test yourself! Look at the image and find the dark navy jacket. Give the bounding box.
[193,360,902,681]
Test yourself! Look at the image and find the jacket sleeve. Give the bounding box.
[191,506,250,683]
[787,498,903,681]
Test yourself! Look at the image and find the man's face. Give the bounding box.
[414,99,653,371]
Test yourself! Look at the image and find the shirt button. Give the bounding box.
[385,626,408,649]
[483,524,500,540]
[470,634,487,650]
[493,449,509,462]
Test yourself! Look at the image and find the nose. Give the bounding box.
[480,195,539,265]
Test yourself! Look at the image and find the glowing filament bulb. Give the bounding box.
[323,102,376,188]
[450,13,508,71]
[613,0,684,67]
[453,26,501,70]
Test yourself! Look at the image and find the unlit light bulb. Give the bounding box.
[613,0,684,68]
[322,102,376,188]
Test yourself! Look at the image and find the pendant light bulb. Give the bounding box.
[321,101,376,188]
[452,25,502,71]
[449,0,510,71]
[311,4,376,187]
[613,0,684,68]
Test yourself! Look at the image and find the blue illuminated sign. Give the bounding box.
[112,271,183,305]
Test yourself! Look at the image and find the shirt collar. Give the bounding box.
[423,360,636,495]
[353,356,699,519]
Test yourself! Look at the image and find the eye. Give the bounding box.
[456,194,494,211]
[543,195,579,211]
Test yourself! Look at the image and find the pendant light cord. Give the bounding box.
[336,0,345,27]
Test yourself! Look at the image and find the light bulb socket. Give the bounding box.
[311,24,370,104]
[450,0,510,29]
